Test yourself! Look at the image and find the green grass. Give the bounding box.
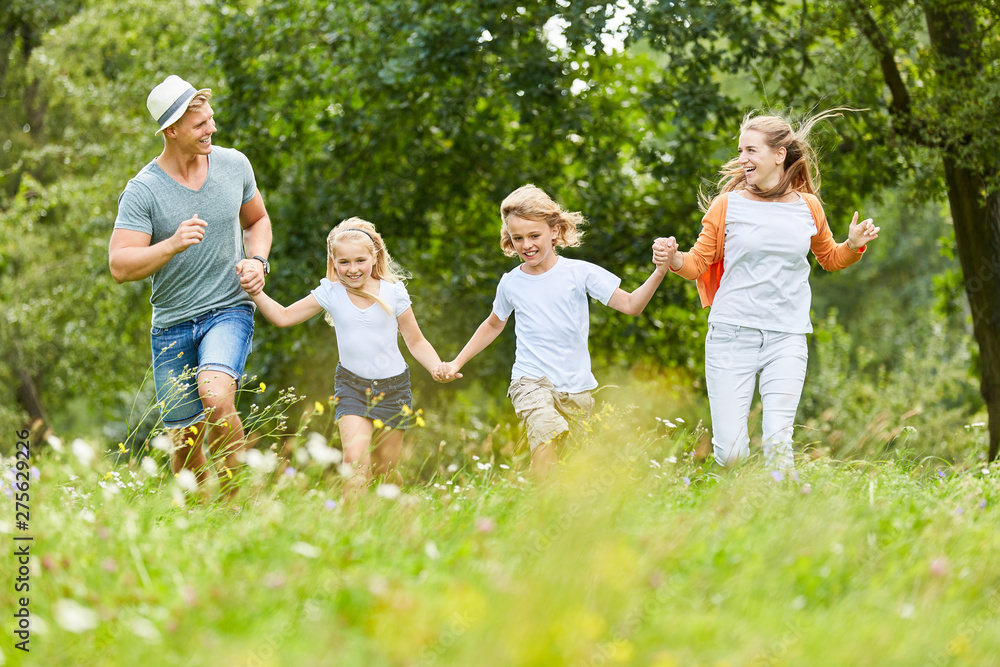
[3,405,999,667]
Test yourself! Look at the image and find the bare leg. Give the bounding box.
[197,370,246,498]
[339,415,374,501]
[529,438,558,479]
[170,424,209,483]
[372,428,404,485]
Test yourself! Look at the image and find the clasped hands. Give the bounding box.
[652,237,679,270]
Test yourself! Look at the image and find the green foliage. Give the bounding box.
[0,0,216,439]
[209,0,698,409]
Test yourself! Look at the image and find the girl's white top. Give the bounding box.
[709,193,820,334]
[311,278,411,379]
[492,257,620,393]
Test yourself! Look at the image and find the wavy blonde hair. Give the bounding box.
[325,217,407,320]
[700,108,855,211]
[500,184,585,257]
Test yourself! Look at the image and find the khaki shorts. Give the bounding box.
[508,376,595,450]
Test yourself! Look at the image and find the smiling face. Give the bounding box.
[506,215,560,274]
[170,103,216,155]
[333,240,377,290]
[738,129,786,191]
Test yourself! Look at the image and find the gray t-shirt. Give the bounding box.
[114,146,257,328]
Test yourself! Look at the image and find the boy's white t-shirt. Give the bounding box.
[311,278,411,380]
[492,257,621,393]
[709,193,820,334]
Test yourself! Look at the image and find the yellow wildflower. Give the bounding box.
[118,442,127,454]
[373,419,385,430]
[401,404,412,415]
[190,425,198,435]
[186,437,195,446]
[416,415,426,428]
[224,467,233,479]
[104,471,114,480]
[259,382,267,392]
[314,401,325,415]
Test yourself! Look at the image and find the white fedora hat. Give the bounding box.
[146,75,212,135]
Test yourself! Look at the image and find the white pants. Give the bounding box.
[704,323,808,469]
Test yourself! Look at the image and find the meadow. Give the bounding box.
[3,395,998,667]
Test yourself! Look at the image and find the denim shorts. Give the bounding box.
[334,363,413,430]
[150,305,254,429]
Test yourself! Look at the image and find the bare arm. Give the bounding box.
[250,291,323,328]
[606,263,669,316]
[397,307,443,375]
[235,191,274,295]
[108,216,207,283]
[446,312,507,376]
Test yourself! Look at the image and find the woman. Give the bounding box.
[655,110,881,470]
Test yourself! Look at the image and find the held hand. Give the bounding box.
[236,259,265,295]
[847,212,880,250]
[433,361,463,383]
[170,214,207,255]
[652,237,678,269]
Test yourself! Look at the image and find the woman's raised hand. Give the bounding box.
[847,212,880,250]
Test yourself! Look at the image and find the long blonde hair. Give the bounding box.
[700,108,854,211]
[324,217,407,320]
[499,184,585,256]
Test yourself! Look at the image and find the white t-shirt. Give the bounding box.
[492,257,621,393]
[709,193,819,334]
[311,278,411,379]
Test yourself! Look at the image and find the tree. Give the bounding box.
[210,0,700,410]
[0,0,216,442]
[622,0,1000,459]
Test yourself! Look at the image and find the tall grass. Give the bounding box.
[2,400,998,667]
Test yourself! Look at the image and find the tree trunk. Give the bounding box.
[924,2,1000,460]
[942,163,1000,460]
[6,341,51,443]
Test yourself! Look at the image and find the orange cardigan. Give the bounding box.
[672,192,866,308]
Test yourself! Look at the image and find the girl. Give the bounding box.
[438,185,673,476]
[247,218,444,493]
[654,110,881,471]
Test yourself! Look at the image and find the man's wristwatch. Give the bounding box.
[252,255,270,275]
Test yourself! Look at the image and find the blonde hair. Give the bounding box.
[499,184,584,257]
[186,90,212,112]
[324,217,406,321]
[701,108,854,211]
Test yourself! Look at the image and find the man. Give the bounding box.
[110,75,272,496]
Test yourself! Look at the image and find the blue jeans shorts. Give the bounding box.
[334,363,413,430]
[150,305,254,429]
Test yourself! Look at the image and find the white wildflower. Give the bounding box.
[150,435,173,453]
[141,457,159,476]
[245,448,278,472]
[46,434,64,453]
[424,541,441,560]
[305,432,343,466]
[376,483,401,500]
[129,617,161,642]
[290,542,320,558]
[70,439,95,466]
[54,599,98,633]
[174,469,198,493]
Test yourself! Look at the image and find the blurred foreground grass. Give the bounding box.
[2,404,999,667]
